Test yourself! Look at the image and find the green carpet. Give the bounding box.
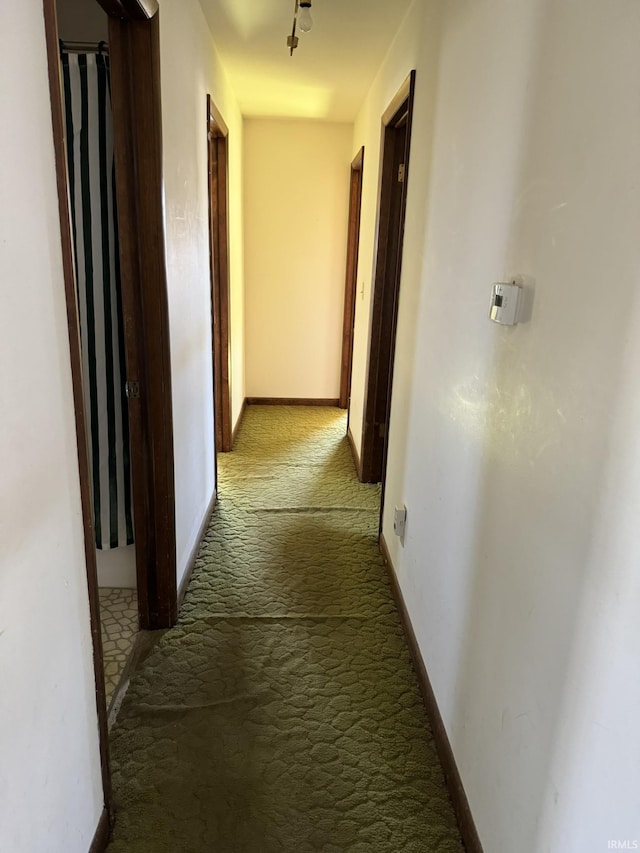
[107,406,464,852]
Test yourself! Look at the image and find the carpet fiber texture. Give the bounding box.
[107,406,464,852]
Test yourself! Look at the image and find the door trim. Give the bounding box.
[108,11,177,629]
[44,0,177,826]
[340,146,365,411]
[96,0,158,18]
[207,95,233,453]
[360,71,416,488]
[43,0,113,821]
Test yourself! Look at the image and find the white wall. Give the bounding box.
[96,545,135,588]
[352,0,640,851]
[0,4,104,851]
[244,119,353,399]
[159,0,245,586]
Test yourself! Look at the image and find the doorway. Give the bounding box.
[360,72,416,487]
[207,95,232,454]
[340,146,365,413]
[44,0,177,826]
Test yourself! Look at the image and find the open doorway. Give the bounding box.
[340,146,365,415]
[207,95,232,454]
[44,0,177,824]
[360,72,416,489]
[56,1,138,715]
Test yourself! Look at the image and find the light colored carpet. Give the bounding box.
[107,406,464,852]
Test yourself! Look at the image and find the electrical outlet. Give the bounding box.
[393,505,407,540]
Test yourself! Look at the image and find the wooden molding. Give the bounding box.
[379,534,484,853]
[88,808,111,853]
[232,398,248,448]
[96,0,157,20]
[42,0,112,818]
[95,0,131,18]
[208,97,229,138]
[107,628,168,730]
[360,70,416,486]
[207,95,233,453]
[382,71,414,126]
[346,427,361,479]
[44,0,176,831]
[110,13,178,629]
[246,398,340,407]
[340,146,365,410]
[178,489,218,609]
[124,0,159,18]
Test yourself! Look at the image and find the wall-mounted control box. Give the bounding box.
[489,282,522,326]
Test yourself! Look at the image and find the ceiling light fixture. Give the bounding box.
[298,2,313,33]
[287,0,313,56]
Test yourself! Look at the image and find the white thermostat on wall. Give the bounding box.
[489,282,522,326]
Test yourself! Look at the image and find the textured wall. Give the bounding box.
[159,0,245,586]
[0,4,103,850]
[352,0,640,850]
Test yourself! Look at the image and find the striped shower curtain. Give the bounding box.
[61,52,134,550]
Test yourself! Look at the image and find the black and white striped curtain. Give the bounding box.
[61,52,134,550]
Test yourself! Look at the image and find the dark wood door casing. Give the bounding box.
[340,147,365,411]
[360,71,416,487]
[109,12,177,630]
[43,0,113,816]
[368,122,407,473]
[207,95,233,453]
[44,0,177,828]
[97,0,158,18]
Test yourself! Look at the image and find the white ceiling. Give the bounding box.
[197,0,415,122]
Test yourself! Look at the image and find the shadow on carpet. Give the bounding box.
[107,406,464,853]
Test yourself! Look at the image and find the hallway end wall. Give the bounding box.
[159,0,245,588]
[0,4,104,851]
[243,119,353,400]
[353,0,640,851]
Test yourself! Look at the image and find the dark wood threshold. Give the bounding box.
[107,626,168,730]
[105,489,218,729]
[89,808,110,853]
[177,489,218,609]
[347,427,361,479]
[379,534,484,853]
[246,397,340,407]
[232,398,247,448]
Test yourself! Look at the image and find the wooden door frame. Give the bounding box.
[44,0,176,831]
[107,7,177,630]
[360,71,416,487]
[207,95,233,453]
[340,146,365,411]
[45,0,177,633]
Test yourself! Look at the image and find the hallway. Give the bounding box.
[106,406,463,851]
